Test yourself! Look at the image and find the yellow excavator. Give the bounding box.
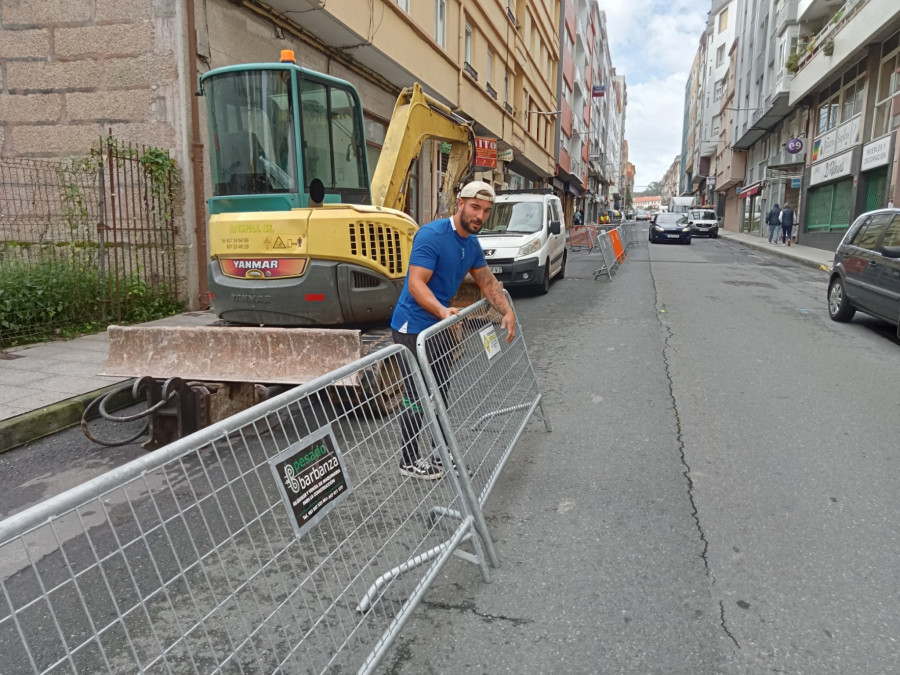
[99,51,478,445]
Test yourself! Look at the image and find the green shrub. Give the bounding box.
[0,259,182,348]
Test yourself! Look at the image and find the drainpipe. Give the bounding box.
[186,0,210,308]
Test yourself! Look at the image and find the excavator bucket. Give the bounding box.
[103,325,369,385]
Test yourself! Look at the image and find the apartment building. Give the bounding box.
[700,0,900,248]
[789,0,900,250]
[684,0,738,207]
[662,155,682,200]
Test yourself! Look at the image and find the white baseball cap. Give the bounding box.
[458,180,495,203]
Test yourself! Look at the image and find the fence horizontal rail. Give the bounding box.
[0,344,487,674]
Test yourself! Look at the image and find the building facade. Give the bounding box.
[688,0,900,249]
[4,0,626,307]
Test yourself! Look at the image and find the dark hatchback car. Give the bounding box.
[828,208,900,335]
[649,212,692,245]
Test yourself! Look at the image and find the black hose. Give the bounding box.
[80,381,174,448]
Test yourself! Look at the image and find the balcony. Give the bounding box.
[715,147,746,191]
[486,83,498,100]
[464,62,478,81]
[791,0,894,104]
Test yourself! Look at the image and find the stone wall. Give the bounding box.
[0,0,183,157]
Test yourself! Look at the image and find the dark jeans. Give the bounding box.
[392,329,453,465]
[781,223,792,243]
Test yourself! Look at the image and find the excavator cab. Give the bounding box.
[202,61,371,212]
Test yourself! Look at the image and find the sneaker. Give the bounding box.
[787,240,791,246]
[399,457,444,480]
[432,452,472,477]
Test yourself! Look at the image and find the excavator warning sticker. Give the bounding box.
[479,325,501,360]
[269,425,353,540]
[272,236,287,249]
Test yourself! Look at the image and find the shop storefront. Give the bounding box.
[738,182,762,234]
[859,134,894,211]
[804,148,856,249]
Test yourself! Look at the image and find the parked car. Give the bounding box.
[649,212,692,245]
[687,208,720,238]
[634,210,651,221]
[827,208,900,333]
[476,190,567,295]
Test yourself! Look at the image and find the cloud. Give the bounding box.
[598,0,710,186]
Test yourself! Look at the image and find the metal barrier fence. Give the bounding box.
[415,295,552,523]
[569,224,598,252]
[0,345,489,674]
[594,230,620,281]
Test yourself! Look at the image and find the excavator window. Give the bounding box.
[298,79,368,199]
[205,69,298,196]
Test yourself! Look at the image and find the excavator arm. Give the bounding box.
[370,83,475,217]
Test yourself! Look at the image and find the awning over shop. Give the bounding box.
[738,182,762,199]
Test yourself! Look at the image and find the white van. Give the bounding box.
[476,191,567,294]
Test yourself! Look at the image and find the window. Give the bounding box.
[487,49,493,85]
[718,7,728,34]
[872,31,900,139]
[879,215,900,249]
[716,44,725,67]
[465,24,472,65]
[855,214,892,249]
[504,72,509,105]
[714,78,725,101]
[436,0,446,49]
[395,0,409,11]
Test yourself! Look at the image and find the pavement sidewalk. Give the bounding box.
[0,231,835,451]
[0,311,218,451]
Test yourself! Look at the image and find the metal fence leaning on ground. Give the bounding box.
[415,293,552,522]
[0,345,491,674]
[594,228,622,281]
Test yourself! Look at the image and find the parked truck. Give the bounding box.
[668,196,696,214]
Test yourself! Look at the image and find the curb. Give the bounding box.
[0,380,136,454]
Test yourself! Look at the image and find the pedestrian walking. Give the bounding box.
[780,203,795,246]
[766,203,781,243]
[391,180,516,479]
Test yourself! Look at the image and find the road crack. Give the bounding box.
[650,262,740,651]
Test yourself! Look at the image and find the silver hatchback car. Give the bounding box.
[827,208,900,336]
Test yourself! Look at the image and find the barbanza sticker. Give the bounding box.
[479,325,501,360]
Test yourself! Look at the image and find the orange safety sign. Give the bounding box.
[609,228,626,263]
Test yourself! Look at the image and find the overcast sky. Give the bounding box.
[601,0,711,189]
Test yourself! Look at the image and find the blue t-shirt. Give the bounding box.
[391,217,487,334]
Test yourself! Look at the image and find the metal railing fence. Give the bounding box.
[0,139,180,348]
[416,295,552,522]
[0,345,487,674]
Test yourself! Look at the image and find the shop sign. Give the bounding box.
[810,149,853,186]
[475,137,497,168]
[860,135,892,171]
[785,138,804,154]
[834,117,861,154]
[497,148,514,162]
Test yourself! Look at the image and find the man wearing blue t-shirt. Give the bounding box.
[392,180,515,479]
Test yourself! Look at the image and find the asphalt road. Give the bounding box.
[383,228,899,674]
[2,227,898,673]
